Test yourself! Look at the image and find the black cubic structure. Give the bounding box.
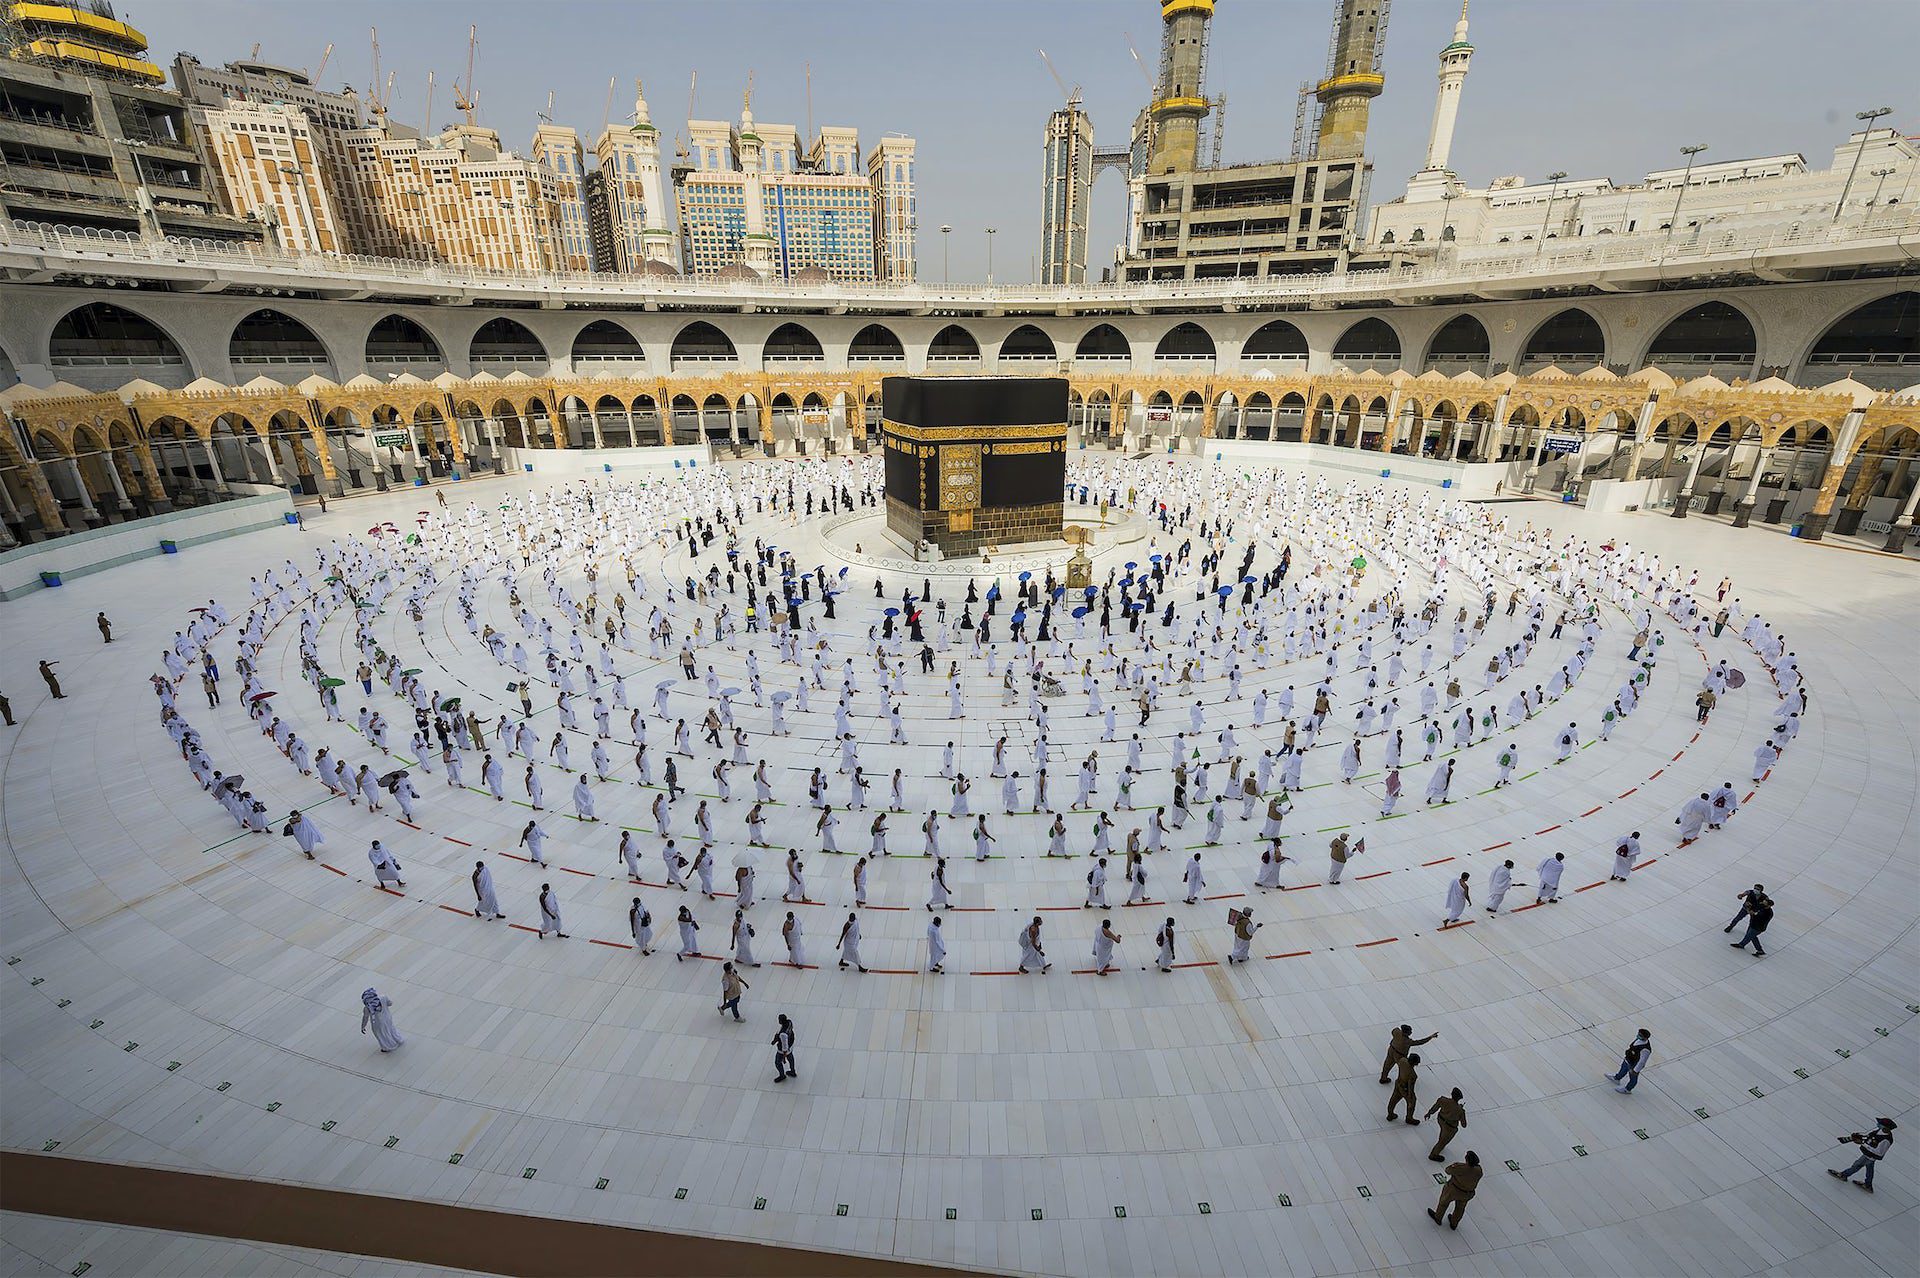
[881,375,1068,558]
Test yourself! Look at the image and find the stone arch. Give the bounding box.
[669,393,701,443]
[492,397,528,448]
[701,391,734,441]
[672,320,738,367]
[1520,307,1606,368]
[999,324,1057,362]
[229,307,335,374]
[763,321,824,363]
[48,300,192,376]
[572,318,646,366]
[1154,321,1215,363]
[1242,319,1308,363]
[849,322,905,363]
[1422,313,1491,372]
[632,394,664,445]
[1802,290,1918,378]
[365,314,444,368]
[468,317,547,368]
[1075,322,1131,362]
[1332,316,1401,368]
[1642,300,1758,374]
[928,324,981,362]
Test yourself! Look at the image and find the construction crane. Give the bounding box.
[1292,82,1311,160]
[368,27,386,119]
[1038,48,1080,107]
[674,69,697,161]
[422,70,435,138]
[1122,32,1155,94]
[451,24,479,127]
[250,42,261,60]
[311,42,333,85]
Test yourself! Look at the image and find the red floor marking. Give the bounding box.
[589,938,633,950]
[1038,905,1083,912]
[559,866,594,877]
[500,852,531,863]
[1171,960,1218,969]
[1280,882,1320,891]
[1438,919,1474,931]
[1512,902,1545,912]
[321,863,347,876]
[1575,881,1605,893]
[865,968,919,975]
[1690,732,1700,743]
[1617,788,1638,799]
[1355,870,1392,881]
[443,836,473,847]
[1634,858,1658,870]
[949,906,994,912]
[508,923,539,933]
[1677,838,1697,849]
[1744,791,1756,802]
[376,886,405,897]
[436,904,469,917]
[1268,950,1313,960]
[1421,856,1455,867]
[397,820,421,830]
[970,970,1024,976]
[1356,936,1399,948]
[772,961,820,970]
[1203,892,1245,901]
[1535,824,1561,835]
[1763,769,1772,781]
[1482,841,1512,851]
[1671,751,1686,762]
[1580,806,1604,817]
[1648,768,1665,781]
[1121,899,1166,907]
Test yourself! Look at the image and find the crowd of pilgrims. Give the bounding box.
[151,452,1807,980]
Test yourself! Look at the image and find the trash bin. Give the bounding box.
[39,570,62,586]
[1789,523,1804,538]
[160,538,180,552]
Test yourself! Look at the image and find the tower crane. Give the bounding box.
[368,27,386,119]
[1122,32,1154,94]
[311,42,333,85]
[1038,49,1080,107]
[451,24,479,127]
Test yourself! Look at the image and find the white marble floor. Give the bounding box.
[1,460,1914,1277]
[0,1212,484,1278]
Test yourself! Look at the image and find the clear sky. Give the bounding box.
[128,0,1917,281]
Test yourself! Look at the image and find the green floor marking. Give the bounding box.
[1356,1186,1372,1199]
[449,1153,463,1165]
[1634,1129,1649,1140]
[42,1140,59,1152]
[752,1197,766,1210]
[1836,1048,1851,1058]
[1504,1159,1520,1171]
[835,1204,848,1216]
[596,1178,609,1190]
[166,1061,180,1072]
[1749,1087,1764,1098]
[1793,1068,1809,1079]
[122,1041,137,1052]
[1197,1202,1211,1214]
[1030,1208,1043,1220]
[216,1081,230,1092]
[87,1018,100,1028]
[321,1120,336,1131]
[384,1136,398,1148]
[1573,1145,1588,1156]
[1874,1026,1890,1037]
[523,1168,536,1179]
[1693,1108,1710,1120]
[674,1188,688,1200]
[1276,1194,1292,1207]
[265,1101,281,1112]
[55,998,69,1008]
[1113,1206,1126,1218]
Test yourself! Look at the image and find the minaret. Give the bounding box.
[1315,0,1386,162]
[630,80,677,266]
[1421,1,1474,173]
[736,85,774,275]
[1145,0,1214,176]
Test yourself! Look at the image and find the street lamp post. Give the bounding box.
[1668,144,1708,237]
[1440,189,1457,245]
[1834,106,1892,221]
[1534,171,1566,255]
[985,226,997,284]
[1867,166,1897,207]
[939,224,952,283]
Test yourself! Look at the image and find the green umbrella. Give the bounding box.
[320,677,346,688]
[401,667,422,676]
[439,697,462,711]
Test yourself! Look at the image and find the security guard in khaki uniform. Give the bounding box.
[1423,1087,1467,1161]
[1379,1023,1437,1084]
[1428,1151,1483,1229]
[1387,1052,1421,1124]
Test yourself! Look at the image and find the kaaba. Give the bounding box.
[882,375,1068,558]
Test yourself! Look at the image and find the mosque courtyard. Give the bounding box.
[0,455,1914,1277]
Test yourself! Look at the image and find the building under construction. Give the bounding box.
[1086,0,1388,282]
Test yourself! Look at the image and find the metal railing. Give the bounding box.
[2,206,1915,310]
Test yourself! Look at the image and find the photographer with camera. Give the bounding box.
[1829,1117,1896,1193]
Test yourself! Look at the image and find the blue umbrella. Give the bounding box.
[837,566,849,578]
[787,597,801,608]
[1124,562,1137,571]
[1217,585,1233,597]
[884,607,900,617]
[1018,571,1032,582]
[1012,610,1028,626]
[1084,586,1098,598]
[1051,586,1065,600]
[1150,553,1163,563]
[1072,606,1090,619]
[1242,575,1257,584]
